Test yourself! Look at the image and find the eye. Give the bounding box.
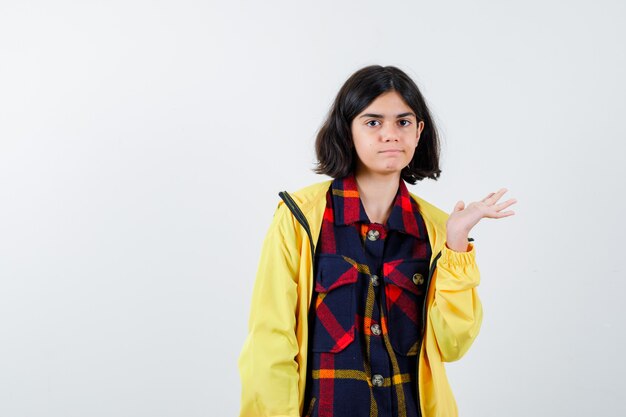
[399,119,412,127]
[366,120,381,127]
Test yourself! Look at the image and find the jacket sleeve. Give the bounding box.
[428,241,483,362]
[238,203,302,417]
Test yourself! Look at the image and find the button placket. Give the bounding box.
[361,223,390,395]
[363,225,384,261]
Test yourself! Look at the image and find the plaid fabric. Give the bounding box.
[302,172,432,417]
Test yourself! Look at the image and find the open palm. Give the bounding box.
[447,188,517,235]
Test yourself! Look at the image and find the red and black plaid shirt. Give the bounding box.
[303,172,432,417]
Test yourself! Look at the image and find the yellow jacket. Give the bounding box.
[238,179,483,417]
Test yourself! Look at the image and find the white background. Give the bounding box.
[1,1,625,416]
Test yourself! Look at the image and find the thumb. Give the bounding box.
[453,201,465,212]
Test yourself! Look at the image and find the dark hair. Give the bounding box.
[313,65,441,184]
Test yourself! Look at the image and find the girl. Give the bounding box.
[238,65,516,417]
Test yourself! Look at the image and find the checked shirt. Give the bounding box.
[302,172,433,417]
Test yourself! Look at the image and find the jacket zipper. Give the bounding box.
[415,249,442,417]
[415,237,473,417]
[278,191,315,262]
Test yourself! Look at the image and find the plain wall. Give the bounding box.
[1,1,625,416]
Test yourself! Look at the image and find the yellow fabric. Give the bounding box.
[238,179,483,417]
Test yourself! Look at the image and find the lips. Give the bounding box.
[380,149,403,153]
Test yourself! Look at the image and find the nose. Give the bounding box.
[381,123,400,142]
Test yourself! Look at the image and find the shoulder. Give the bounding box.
[276,179,332,215]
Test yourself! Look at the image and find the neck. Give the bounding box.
[353,168,401,224]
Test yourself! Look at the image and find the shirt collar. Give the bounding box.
[330,172,423,239]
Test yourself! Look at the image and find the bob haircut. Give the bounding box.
[313,65,441,185]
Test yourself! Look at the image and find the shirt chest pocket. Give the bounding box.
[382,258,429,356]
[310,255,359,353]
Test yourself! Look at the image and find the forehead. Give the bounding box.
[360,91,413,114]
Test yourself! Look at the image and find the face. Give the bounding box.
[350,90,425,178]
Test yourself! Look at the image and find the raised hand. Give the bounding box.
[445,188,517,252]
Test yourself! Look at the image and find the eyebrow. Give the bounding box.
[358,112,416,119]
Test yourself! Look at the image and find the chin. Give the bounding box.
[376,167,404,175]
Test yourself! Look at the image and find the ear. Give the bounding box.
[415,120,425,146]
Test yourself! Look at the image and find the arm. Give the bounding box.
[428,241,483,362]
[238,204,301,417]
[429,187,516,362]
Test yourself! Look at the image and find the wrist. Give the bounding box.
[446,229,470,252]
[445,239,470,252]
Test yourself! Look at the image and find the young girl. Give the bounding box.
[238,65,516,417]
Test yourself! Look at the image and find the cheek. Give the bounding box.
[351,134,369,155]
[353,141,374,158]
[405,147,417,161]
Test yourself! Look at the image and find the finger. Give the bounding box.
[494,198,517,211]
[481,192,495,203]
[496,210,515,218]
[454,201,465,212]
[485,188,508,205]
[485,210,515,219]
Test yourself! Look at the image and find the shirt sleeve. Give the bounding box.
[238,203,302,417]
[428,241,483,362]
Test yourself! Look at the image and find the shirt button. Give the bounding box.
[370,274,380,287]
[366,229,380,241]
[412,273,424,285]
[372,374,384,387]
[371,324,381,336]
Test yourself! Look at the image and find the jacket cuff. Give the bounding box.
[435,242,480,291]
[441,242,476,266]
